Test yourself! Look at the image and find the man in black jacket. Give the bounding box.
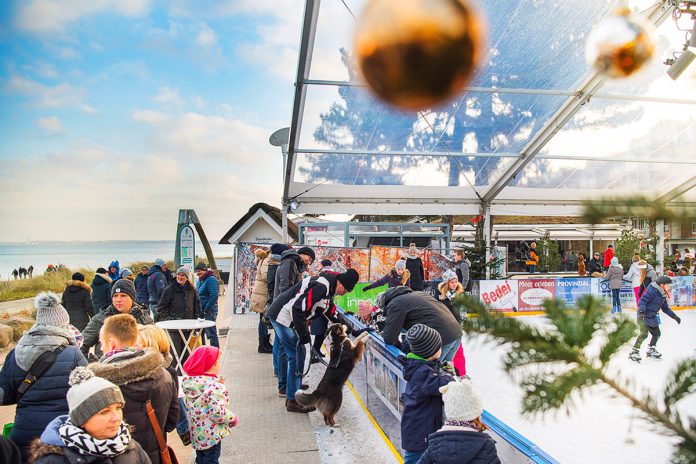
[268,269,359,413]
[90,314,178,464]
[377,286,463,363]
[273,247,315,299]
[156,266,201,367]
[587,252,603,277]
[266,243,290,393]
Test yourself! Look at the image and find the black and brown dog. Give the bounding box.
[295,323,366,427]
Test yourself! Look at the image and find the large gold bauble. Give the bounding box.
[354,0,484,111]
[585,7,655,78]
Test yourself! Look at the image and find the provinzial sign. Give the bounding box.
[554,278,592,306]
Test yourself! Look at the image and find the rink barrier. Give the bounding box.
[343,311,559,463]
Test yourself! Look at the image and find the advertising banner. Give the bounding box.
[307,246,370,281]
[334,282,385,314]
[369,245,454,282]
[366,342,405,418]
[234,243,269,313]
[597,278,637,309]
[554,278,592,306]
[518,279,556,312]
[670,276,693,307]
[479,280,519,312]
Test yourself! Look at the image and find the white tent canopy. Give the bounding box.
[282,0,696,217]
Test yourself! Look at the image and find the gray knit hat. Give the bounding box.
[67,367,124,427]
[111,278,136,301]
[406,324,442,359]
[176,266,190,276]
[34,292,70,327]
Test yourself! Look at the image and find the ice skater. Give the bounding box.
[629,276,682,363]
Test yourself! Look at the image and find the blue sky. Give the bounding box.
[0,0,304,242]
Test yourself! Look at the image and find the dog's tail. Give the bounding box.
[294,390,318,407]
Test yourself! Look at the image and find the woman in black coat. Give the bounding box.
[61,273,94,332]
[90,268,112,312]
[405,243,426,291]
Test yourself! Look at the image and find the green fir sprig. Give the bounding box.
[455,294,696,463]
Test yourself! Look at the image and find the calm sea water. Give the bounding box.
[0,241,232,280]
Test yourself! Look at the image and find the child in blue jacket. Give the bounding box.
[400,324,454,464]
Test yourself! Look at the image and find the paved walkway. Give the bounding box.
[219,313,321,464]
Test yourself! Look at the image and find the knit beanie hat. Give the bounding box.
[176,266,190,276]
[321,259,332,267]
[270,243,290,256]
[111,279,136,301]
[656,276,672,285]
[442,269,457,282]
[120,268,133,278]
[34,292,70,327]
[610,257,619,266]
[297,247,316,262]
[72,272,85,282]
[96,267,108,274]
[155,258,166,267]
[406,324,442,359]
[337,269,360,292]
[395,259,407,270]
[440,379,483,422]
[67,367,124,427]
[183,346,220,376]
[195,262,207,271]
[408,243,418,256]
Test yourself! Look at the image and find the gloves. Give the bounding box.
[675,315,681,325]
[352,327,375,337]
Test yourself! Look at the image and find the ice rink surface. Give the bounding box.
[463,309,696,464]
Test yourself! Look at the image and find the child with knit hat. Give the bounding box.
[399,324,455,464]
[418,379,501,464]
[29,366,150,463]
[182,346,238,464]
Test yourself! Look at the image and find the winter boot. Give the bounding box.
[258,337,273,354]
[611,305,616,314]
[616,305,622,314]
[263,334,274,351]
[628,348,641,363]
[647,346,662,359]
[286,399,315,413]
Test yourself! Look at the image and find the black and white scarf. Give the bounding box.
[59,420,131,457]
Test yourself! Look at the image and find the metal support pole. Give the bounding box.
[282,205,289,243]
[656,219,665,274]
[344,223,350,247]
[482,204,492,279]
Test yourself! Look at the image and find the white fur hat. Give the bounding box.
[439,379,483,421]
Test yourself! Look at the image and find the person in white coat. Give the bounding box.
[623,255,644,306]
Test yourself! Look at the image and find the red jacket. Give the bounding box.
[603,248,614,268]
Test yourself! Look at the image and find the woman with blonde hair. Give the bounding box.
[136,324,192,446]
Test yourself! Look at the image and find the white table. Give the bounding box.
[156,319,216,374]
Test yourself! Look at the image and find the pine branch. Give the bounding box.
[664,359,696,409]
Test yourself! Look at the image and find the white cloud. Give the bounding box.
[57,47,81,60]
[6,75,87,109]
[15,0,152,33]
[23,60,58,79]
[36,116,63,132]
[152,87,184,107]
[195,23,217,48]
[132,109,274,164]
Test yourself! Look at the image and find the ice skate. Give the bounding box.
[646,346,662,359]
[628,348,641,363]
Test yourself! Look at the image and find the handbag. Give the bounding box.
[145,400,179,464]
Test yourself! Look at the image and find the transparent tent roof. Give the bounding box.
[284,0,696,216]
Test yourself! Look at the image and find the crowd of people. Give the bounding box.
[0,257,229,464]
[1,239,686,464]
[10,266,34,280]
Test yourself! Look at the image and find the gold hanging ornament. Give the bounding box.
[585,7,655,78]
[354,0,484,112]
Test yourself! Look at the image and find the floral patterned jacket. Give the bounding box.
[181,375,238,450]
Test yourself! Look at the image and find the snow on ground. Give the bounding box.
[304,355,401,464]
[464,309,696,464]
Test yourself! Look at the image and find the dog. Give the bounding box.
[295,323,366,427]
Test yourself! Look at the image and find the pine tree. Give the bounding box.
[455,294,696,463]
[454,215,505,279]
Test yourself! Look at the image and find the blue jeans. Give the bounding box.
[258,313,268,339]
[440,338,461,363]
[202,309,219,347]
[149,303,158,321]
[403,450,424,464]
[273,333,287,390]
[270,319,304,400]
[176,398,188,435]
[195,442,221,464]
[528,265,536,274]
[611,289,622,313]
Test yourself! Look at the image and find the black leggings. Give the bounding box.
[633,319,661,349]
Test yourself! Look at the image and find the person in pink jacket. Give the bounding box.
[182,346,238,464]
